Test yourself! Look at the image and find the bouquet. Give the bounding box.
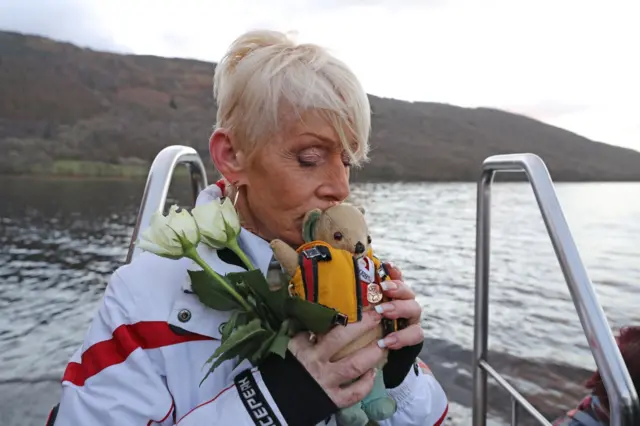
[136,198,343,384]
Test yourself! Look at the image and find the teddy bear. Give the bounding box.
[269,203,398,426]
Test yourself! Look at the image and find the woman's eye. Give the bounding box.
[298,148,323,167]
[298,157,317,167]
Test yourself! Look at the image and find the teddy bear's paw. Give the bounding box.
[335,405,370,426]
[362,397,397,421]
[268,239,299,277]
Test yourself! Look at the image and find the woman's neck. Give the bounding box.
[233,192,300,249]
[234,195,269,242]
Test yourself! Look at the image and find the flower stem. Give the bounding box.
[227,239,256,271]
[186,248,254,313]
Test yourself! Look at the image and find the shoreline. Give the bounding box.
[3,172,640,184]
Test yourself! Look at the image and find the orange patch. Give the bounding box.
[417,359,432,375]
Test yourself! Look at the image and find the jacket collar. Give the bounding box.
[166,184,276,339]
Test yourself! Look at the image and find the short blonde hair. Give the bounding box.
[213,30,371,166]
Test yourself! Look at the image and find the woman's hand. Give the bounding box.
[374,262,424,350]
[288,310,386,409]
[283,262,423,411]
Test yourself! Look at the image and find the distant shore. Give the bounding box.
[4,31,640,183]
[0,160,194,180]
[3,159,640,183]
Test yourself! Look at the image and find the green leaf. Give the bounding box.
[284,297,342,334]
[220,310,249,341]
[235,279,249,293]
[249,332,278,365]
[234,332,272,369]
[210,318,265,363]
[200,318,269,385]
[227,269,289,323]
[189,270,243,311]
[202,336,266,386]
[246,318,292,364]
[269,332,290,358]
[286,317,305,337]
[225,270,288,332]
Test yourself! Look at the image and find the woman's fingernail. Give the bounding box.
[381,281,397,291]
[377,334,398,348]
[374,303,394,314]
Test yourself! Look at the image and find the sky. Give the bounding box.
[1,0,639,151]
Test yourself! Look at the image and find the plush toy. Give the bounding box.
[270,203,398,426]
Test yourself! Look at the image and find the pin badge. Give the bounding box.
[367,283,383,304]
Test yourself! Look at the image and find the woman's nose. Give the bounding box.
[317,164,350,202]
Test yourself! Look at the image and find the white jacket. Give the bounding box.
[51,185,449,426]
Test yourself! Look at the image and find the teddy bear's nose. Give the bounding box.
[354,241,365,254]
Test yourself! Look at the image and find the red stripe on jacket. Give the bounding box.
[62,321,213,386]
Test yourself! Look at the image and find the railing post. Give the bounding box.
[473,171,493,426]
[472,153,639,426]
[126,145,208,263]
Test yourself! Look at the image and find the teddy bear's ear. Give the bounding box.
[302,209,322,242]
[357,206,365,215]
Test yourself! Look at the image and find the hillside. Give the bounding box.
[2,30,640,181]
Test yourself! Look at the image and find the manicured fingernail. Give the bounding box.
[381,281,396,291]
[377,334,397,348]
[374,303,394,314]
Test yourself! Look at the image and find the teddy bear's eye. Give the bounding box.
[333,232,343,241]
[367,235,372,244]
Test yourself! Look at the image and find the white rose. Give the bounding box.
[137,205,200,258]
[220,197,241,240]
[191,201,227,249]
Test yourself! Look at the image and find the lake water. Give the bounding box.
[0,176,638,425]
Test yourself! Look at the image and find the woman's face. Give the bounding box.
[223,111,353,246]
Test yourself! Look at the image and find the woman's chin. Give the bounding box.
[278,230,305,248]
[287,236,305,248]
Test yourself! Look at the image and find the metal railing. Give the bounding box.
[125,145,208,263]
[472,153,639,426]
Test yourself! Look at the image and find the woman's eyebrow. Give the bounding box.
[300,132,335,144]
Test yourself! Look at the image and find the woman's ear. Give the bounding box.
[209,129,246,184]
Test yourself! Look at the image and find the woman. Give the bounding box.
[50,30,449,426]
[553,326,639,426]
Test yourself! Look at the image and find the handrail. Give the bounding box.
[125,145,208,263]
[472,153,639,426]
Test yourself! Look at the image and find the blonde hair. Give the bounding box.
[213,30,371,166]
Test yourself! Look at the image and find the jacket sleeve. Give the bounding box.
[53,269,340,426]
[177,350,340,426]
[177,353,448,426]
[380,358,449,426]
[53,270,177,425]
